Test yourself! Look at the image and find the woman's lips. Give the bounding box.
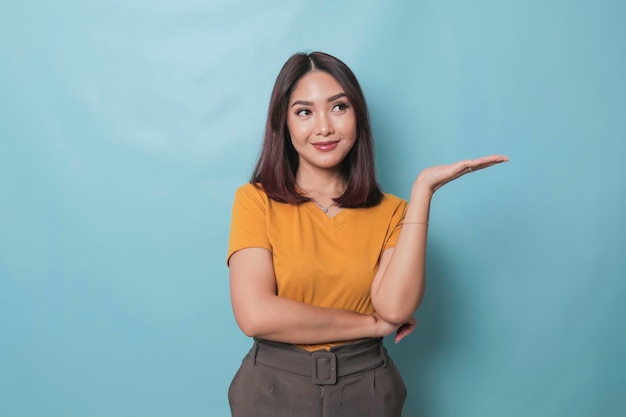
[312,141,339,151]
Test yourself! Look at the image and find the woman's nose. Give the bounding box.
[316,113,334,136]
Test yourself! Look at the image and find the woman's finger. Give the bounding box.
[394,318,418,343]
[455,155,509,179]
[467,155,509,172]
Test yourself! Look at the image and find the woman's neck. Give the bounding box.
[295,169,346,197]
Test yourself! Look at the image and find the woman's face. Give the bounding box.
[286,71,357,175]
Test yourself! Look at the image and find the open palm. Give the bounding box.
[417,154,509,193]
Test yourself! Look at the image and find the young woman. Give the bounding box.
[227,51,508,416]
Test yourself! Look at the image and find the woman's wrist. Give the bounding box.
[366,314,381,338]
[370,313,397,338]
[411,178,434,200]
[401,183,432,226]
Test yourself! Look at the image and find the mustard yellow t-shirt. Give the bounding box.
[227,183,407,351]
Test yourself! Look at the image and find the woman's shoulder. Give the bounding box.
[232,182,271,207]
[234,182,267,197]
[380,192,407,208]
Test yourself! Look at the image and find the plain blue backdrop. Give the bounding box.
[1,1,624,416]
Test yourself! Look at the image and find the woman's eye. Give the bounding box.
[332,103,349,112]
[296,109,311,116]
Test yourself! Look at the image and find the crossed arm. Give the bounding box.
[229,155,509,344]
[229,248,396,344]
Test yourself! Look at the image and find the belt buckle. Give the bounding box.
[311,351,337,385]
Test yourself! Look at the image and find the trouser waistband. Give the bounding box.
[251,338,387,385]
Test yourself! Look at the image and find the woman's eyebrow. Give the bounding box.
[290,100,313,108]
[290,92,347,108]
[327,92,347,102]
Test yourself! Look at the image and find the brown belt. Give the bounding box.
[251,338,387,385]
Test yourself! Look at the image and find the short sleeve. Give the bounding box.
[226,184,272,265]
[383,198,408,250]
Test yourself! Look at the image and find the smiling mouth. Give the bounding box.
[312,141,339,151]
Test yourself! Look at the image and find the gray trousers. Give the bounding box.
[228,338,406,417]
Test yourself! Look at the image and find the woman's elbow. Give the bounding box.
[236,321,256,338]
[377,309,414,326]
[373,300,421,325]
[234,309,274,338]
[234,314,263,338]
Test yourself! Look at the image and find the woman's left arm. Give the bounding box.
[371,154,509,325]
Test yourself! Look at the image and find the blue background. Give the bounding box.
[1,1,624,416]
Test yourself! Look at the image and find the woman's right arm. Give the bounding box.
[229,247,398,344]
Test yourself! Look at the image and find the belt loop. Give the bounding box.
[251,339,260,366]
[379,339,388,368]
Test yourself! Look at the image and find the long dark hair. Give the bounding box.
[251,51,383,208]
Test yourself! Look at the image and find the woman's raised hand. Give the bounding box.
[415,154,509,194]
